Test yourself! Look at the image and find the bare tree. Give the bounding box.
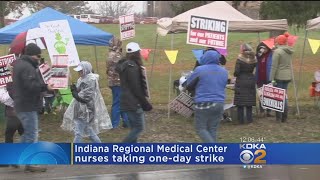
[95,1,134,17]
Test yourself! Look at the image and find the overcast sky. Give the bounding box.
[6,1,145,19]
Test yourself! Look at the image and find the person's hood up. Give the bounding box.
[238,50,257,64]
[276,45,294,54]
[74,61,93,77]
[109,37,122,52]
[199,50,221,65]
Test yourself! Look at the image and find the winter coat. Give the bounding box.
[187,51,228,103]
[270,45,294,81]
[0,85,15,117]
[255,51,273,85]
[107,38,122,87]
[234,51,257,106]
[116,58,150,111]
[12,55,48,112]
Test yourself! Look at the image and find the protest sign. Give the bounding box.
[38,63,52,84]
[187,15,228,49]
[261,85,286,112]
[169,92,194,118]
[39,20,80,66]
[119,14,135,40]
[48,55,69,89]
[0,54,16,87]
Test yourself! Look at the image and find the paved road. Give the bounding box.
[1,165,319,180]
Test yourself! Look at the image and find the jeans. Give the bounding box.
[16,111,38,143]
[122,108,145,143]
[111,86,128,128]
[237,106,253,124]
[44,96,55,113]
[275,80,290,121]
[5,116,24,143]
[74,120,101,143]
[194,103,224,143]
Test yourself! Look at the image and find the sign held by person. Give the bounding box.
[261,85,286,112]
[39,55,69,89]
[119,14,135,41]
[39,20,80,66]
[169,92,194,118]
[38,62,53,84]
[0,54,16,87]
[187,15,228,49]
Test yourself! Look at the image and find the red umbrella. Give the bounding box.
[9,31,28,55]
[9,31,46,55]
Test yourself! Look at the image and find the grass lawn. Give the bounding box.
[0,24,319,143]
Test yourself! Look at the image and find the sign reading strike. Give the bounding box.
[0,54,16,87]
[261,85,286,112]
[169,92,194,118]
[187,15,228,49]
[119,14,135,40]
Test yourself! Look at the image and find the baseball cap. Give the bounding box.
[73,64,83,71]
[126,42,141,53]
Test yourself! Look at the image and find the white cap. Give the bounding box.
[126,42,141,53]
[73,64,83,72]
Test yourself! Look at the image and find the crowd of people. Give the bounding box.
[181,32,293,142]
[0,32,293,172]
[0,39,153,172]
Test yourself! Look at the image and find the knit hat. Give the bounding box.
[25,43,41,56]
[275,32,290,45]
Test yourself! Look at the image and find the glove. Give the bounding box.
[70,84,77,92]
[71,90,87,103]
[142,101,153,111]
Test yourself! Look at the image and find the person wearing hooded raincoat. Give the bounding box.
[270,32,294,123]
[233,43,257,124]
[106,37,129,128]
[61,61,112,142]
[186,50,228,143]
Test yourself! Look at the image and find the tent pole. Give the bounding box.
[291,59,300,117]
[94,46,98,74]
[297,30,308,102]
[168,33,174,119]
[150,33,158,80]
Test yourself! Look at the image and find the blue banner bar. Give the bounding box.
[1,143,320,165]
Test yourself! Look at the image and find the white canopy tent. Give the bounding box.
[156,1,288,36]
[297,16,320,105]
[151,1,291,118]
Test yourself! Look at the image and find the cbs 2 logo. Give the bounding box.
[240,149,266,164]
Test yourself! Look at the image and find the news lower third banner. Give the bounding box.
[1,142,320,165]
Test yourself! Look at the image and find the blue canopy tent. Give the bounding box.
[0,7,113,45]
[0,7,114,73]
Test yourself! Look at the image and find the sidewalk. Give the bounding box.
[0,165,220,180]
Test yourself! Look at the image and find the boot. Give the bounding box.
[24,165,47,172]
